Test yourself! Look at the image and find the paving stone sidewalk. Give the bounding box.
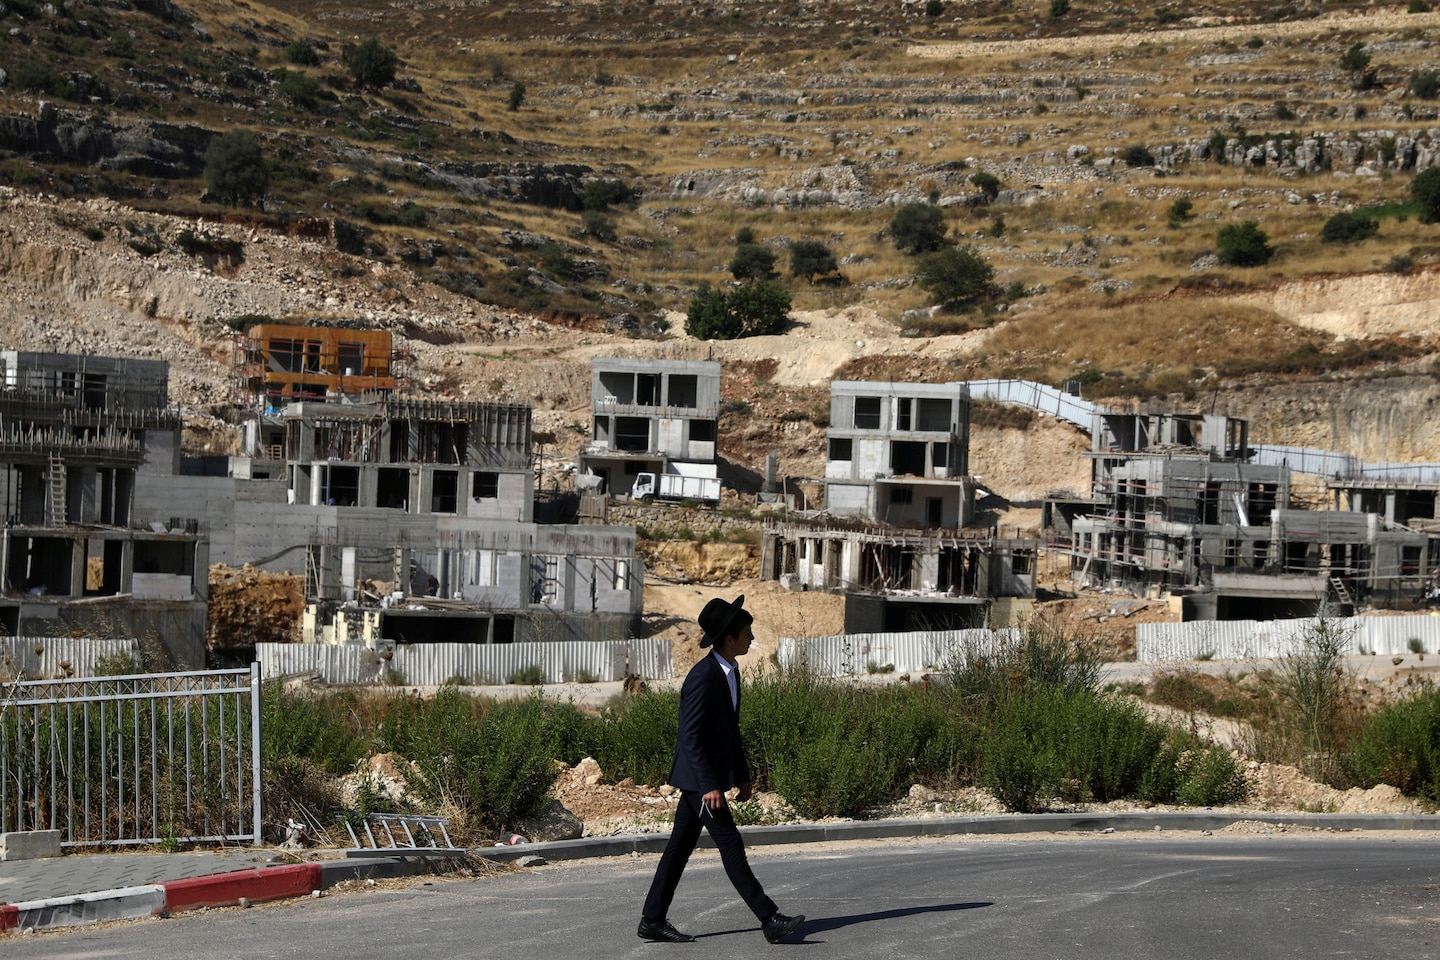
[0,848,313,904]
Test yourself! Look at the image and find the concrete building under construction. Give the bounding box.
[0,351,208,668]
[1044,411,1440,619]
[764,379,1036,630]
[142,325,647,653]
[578,357,721,498]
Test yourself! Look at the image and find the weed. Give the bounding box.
[508,664,544,685]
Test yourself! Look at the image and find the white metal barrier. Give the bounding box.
[778,628,1023,676]
[1136,614,1440,661]
[257,639,673,685]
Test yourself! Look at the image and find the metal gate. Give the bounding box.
[0,665,261,847]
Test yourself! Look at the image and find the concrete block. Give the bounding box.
[0,830,62,861]
[12,885,166,930]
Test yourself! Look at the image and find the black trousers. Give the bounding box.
[641,791,778,924]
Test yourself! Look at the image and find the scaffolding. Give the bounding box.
[232,323,411,407]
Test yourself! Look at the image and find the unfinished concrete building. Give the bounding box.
[578,357,720,498]
[761,522,1035,630]
[143,330,647,654]
[0,352,208,667]
[762,379,1035,628]
[1044,411,1440,619]
[824,380,975,528]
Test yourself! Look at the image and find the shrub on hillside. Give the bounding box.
[789,239,838,281]
[686,281,790,340]
[345,37,398,89]
[1321,211,1379,244]
[204,130,270,207]
[1215,221,1274,266]
[968,171,1001,202]
[1411,71,1440,100]
[284,42,320,66]
[1413,167,1440,223]
[1122,145,1156,167]
[915,245,997,312]
[729,242,778,281]
[889,202,948,254]
[581,178,638,210]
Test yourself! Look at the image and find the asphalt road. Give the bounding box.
[11,834,1440,959]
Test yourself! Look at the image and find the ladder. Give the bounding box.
[1329,575,1353,606]
[45,454,66,525]
[340,812,460,856]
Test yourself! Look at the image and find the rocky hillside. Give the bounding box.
[2,0,1440,489]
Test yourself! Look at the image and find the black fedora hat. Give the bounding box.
[697,594,748,648]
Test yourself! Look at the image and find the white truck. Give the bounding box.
[633,472,721,505]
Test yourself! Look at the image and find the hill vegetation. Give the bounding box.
[3,0,1440,445]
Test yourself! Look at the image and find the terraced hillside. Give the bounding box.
[2,0,1440,487]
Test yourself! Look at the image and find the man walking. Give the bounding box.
[638,595,805,945]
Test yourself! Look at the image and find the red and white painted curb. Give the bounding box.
[1,863,323,934]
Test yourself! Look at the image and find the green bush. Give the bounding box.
[915,245,997,312]
[1168,197,1194,225]
[889,202,948,254]
[771,714,893,819]
[583,210,616,240]
[968,171,1001,202]
[1413,167,1440,223]
[508,664,544,685]
[1122,145,1156,167]
[790,239,838,281]
[1411,71,1440,100]
[401,689,555,834]
[1321,211,1379,245]
[1176,746,1249,806]
[729,242,778,281]
[272,68,325,108]
[285,42,320,66]
[581,178,638,210]
[345,37,398,89]
[685,280,791,340]
[261,683,370,775]
[1215,220,1274,267]
[1345,688,1440,801]
[204,130,270,207]
[594,690,680,788]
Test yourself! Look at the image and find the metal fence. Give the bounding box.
[256,639,674,686]
[1136,614,1440,661]
[0,637,141,681]
[965,379,1099,430]
[778,628,1022,676]
[0,665,262,848]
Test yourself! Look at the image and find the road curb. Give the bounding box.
[4,884,166,933]
[475,811,1440,863]
[162,864,323,914]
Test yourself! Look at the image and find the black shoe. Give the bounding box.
[761,912,805,944]
[638,918,697,943]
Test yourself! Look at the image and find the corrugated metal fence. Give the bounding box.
[0,637,142,681]
[778,628,1023,676]
[257,639,673,686]
[1137,614,1440,661]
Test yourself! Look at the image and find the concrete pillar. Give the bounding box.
[69,538,84,598]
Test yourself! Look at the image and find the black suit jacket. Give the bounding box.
[667,653,750,795]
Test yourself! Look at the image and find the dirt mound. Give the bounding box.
[207,563,305,653]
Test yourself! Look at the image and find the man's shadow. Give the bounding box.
[704,901,992,943]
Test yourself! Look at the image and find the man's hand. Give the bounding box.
[702,789,725,810]
[736,781,754,802]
